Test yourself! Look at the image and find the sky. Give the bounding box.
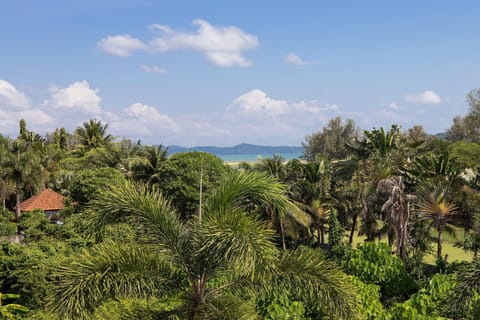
[1,0,479,146]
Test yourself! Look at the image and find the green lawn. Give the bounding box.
[345,224,473,264]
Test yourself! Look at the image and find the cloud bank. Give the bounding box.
[405,90,442,104]
[98,19,259,68]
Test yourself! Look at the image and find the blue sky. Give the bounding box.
[1,0,479,146]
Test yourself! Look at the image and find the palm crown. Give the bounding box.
[47,171,358,319]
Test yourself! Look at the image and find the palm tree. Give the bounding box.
[6,139,40,222]
[129,145,169,184]
[377,176,415,262]
[0,142,14,211]
[75,119,113,152]
[47,171,358,319]
[256,154,285,180]
[417,186,457,259]
[447,259,480,319]
[256,155,312,249]
[298,158,333,245]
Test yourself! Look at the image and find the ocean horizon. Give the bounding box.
[217,152,303,163]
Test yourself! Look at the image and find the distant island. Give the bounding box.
[167,143,303,156]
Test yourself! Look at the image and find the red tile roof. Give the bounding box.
[20,188,65,212]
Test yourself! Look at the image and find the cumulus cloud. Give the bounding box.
[109,102,179,137]
[284,53,305,65]
[405,90,441,105]
[230,89,336,118]
[140,64,168,74]
[99,19,259,68]
[49,81,101,114]
[0,80,53,135]
[389,102,399,110]
[232,89,290,116]
[97,35,146,57]
[0,80,30,110]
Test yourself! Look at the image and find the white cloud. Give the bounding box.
[230,89,336,118]
[284,53,305,65]
[49,81,101,114]
[0,80,53,135]
[389,102,399,110]
[98,34,147,57]
[100,19,259,68]
[405,90,441,105]
[109,102,179,137]
[0,80,30,110]
[140,64,168,74]
[232,89,290,116]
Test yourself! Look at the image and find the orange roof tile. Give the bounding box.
[20,188,65,212]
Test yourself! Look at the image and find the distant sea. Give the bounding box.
[217,152,303,163]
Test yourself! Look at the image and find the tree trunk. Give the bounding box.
[387,228,394,247]
[321,225,325,244]
[437,229,443,260]
[279,217,286,250]
[349,214,358,244]
[15,183,21,223]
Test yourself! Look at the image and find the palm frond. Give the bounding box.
[47,241,180,320]
[448,259,480,318]
[193,208,278,281]
[205,171,289,218]
[88,181,186,255]
[272,247,359,320]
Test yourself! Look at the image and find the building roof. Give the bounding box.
[20,188,65,212]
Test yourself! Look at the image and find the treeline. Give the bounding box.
[1,89,480,319]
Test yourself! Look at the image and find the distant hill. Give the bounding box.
[167,143,303,155]
[434,132,447,139]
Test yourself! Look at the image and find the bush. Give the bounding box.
[70,167,125,207]
[0,210,17,236]
[341,242,417,302]
[387,273,454,319]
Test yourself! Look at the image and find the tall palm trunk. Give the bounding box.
[279,217,286,250]
[437,226,443,260]
[15,181,21,223]
[349,214,358,244]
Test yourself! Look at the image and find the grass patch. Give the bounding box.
[342,223,473,264]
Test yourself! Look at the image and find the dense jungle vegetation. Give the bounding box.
[2,89,480,319]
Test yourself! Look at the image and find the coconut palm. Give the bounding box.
[256,155,312,249]
[129,145,169,184]
[47,171,358,319]
[75,119,113,151]
[5,139,40,222]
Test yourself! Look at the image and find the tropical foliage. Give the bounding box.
[2,88,480,319]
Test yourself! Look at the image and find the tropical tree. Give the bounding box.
[417,185,458,260]
[256,154,285,180]
[302,117,359,161]
[447,88,480,143]
[447,259,480,319]
[157,151,228,220]
[129,145,169,184]
[74,119,113,152]
[256,156,313,249]
[47,171,358,319]
[5,139,40,222]
[377,176,415,262]
[297,157,333,245]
